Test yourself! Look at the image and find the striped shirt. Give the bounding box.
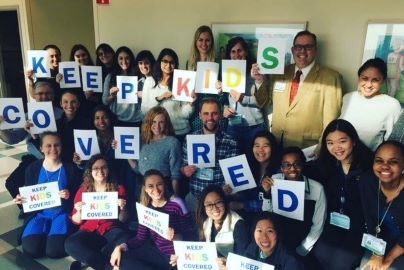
[126,198,192,255]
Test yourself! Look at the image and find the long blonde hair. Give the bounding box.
[188,25,216,71]
[141,106,175,144]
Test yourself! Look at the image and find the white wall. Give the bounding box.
[93,0,404,92]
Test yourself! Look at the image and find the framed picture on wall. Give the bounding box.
[362,22,404,102]
[211,22,307,63]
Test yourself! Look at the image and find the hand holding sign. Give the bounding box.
[219,154,256,193]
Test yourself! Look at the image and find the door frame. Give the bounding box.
[0,0,31,99]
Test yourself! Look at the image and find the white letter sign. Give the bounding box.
[173,70,196,102]
[220,154,256,193]
[27,50,50,78]
[116,76,138,104]
[114,126,140,159]
[271,178,305,221]
[81,65,102,92]
[27,101,57,134]
[73,129,101,160]
[0,98,26,129]
[186,134,215,168]
[222,60,246,93]
[195,62,219,94]
[257,38,286,74]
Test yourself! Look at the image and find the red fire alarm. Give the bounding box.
[96,0,110,4]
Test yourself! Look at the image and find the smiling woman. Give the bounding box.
[309,119,374,270]
[359,141,404,269]
[340,58,402,151]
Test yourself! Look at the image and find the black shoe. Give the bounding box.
[70,261,81,270]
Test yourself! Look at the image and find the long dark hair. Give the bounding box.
[135,50,156,78]
[249,130,280,181]
[95,43,115,67]
[196,185,229,241]
[152,48,179,90]
[319,119,373,171]
[69,44,94,65]
[110,46,136,86]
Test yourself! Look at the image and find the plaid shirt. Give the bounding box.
[183,129,238,199]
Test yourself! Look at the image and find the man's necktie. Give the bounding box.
[289,70,302,104]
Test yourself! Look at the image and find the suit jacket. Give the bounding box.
[271,63,342,148]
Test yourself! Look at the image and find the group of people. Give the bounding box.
[1,26,404,270]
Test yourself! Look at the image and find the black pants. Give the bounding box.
[120,241,173,270]
[22,234,67,258]
[312,226,363,270]
[65,228,129,270]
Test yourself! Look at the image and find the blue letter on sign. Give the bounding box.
[78,138,92,156]
[32,110,50,128]
[121,135,134,154]
[192,143,210,163]
[32,57,46,73]
[3,106,21,124]
[228,164,248,186]
[64,68,76,84]
[278,189,298,212]
[87,72,97,88]
[121,83,134,99]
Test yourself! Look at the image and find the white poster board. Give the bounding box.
[19,182,61,213]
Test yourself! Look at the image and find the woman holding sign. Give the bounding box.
[141,48,195,141]
[309,119,374,270]
[103,46,143,127]
[65,154,129,270]
[196,184,249,257]
[110,169,192,270]
[187,25,228,132]
[14,131,80,258]
[358,141,404,270]
[219,37,268,156]
[241,213,304,269]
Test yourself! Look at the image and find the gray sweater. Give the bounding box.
[138,136,182,180]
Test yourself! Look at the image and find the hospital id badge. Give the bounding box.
[361,233,386,256]
[196,168,214,181]
[274,81,286,92]
[330,212,350,230]
[229,114,242,125]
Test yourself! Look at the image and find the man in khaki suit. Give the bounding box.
[271,30,342,149]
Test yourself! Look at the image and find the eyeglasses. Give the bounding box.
[281,162,303,170]
[161,59,175,66]
[292,44,316,52]
[204,201,225,211]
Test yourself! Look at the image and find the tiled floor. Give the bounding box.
[0,141,79,269]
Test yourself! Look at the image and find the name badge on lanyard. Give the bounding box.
[330,212,350,230]
[196,168,214,181]
[361,233,386,256]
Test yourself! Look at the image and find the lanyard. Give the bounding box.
[338,167,348,214]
